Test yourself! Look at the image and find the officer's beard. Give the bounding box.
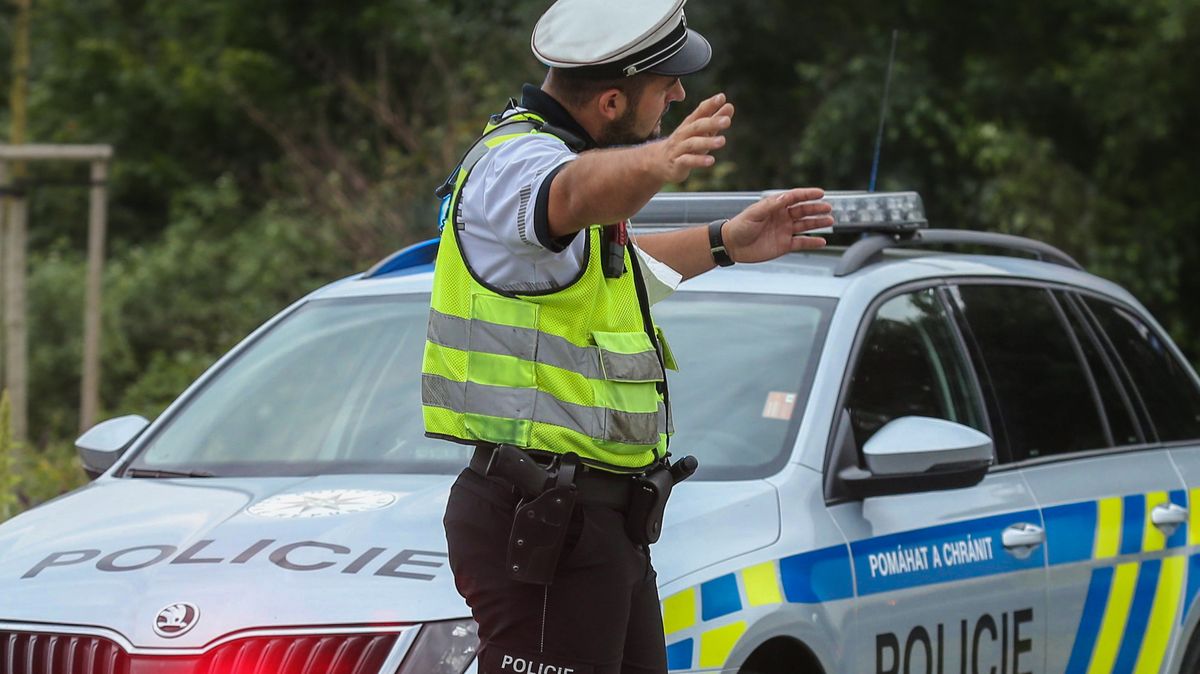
[596,105,660,147]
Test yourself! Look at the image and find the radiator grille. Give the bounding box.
[196,633,397,674]
[0,631,398,674]
[1,632,130,674]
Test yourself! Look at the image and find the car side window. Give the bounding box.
[1084,297,1200,442]
[845,287,986,450]
[950,284,1106,460]
[1058,292,1143,446]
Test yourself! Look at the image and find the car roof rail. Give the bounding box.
[834,229,1083,277]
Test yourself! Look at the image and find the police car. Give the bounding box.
[3,191,1200,674]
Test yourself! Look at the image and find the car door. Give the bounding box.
[947,282,1189,674]
[1076,293,1200,671]
[826,285,1048,674]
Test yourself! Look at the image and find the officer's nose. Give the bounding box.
[670,79,686,103]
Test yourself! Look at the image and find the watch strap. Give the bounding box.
[708,219,734,267]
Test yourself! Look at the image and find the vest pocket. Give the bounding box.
[655,325,679,371]
[591,331,664,447]
[464,295,539,446]
[592,331,666,383]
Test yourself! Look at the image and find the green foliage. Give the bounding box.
[27,176,353,439]
[0,392,18,521]
[0,390,81,524]
[2,0,1199,516]
[10,441,85,511]
[687,0,1200,359]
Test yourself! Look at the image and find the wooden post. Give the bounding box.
[0,145,113,440]
[80,161,108,432]
[0,161,6,391]
[3,171,28,443]
[7,0,31,444]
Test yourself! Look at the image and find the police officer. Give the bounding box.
[425,1,833,671]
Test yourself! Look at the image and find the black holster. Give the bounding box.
[485,446,579,585]
[626,455,698,545]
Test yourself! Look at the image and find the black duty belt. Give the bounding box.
[466,444,699,584]
[469,445,635,512]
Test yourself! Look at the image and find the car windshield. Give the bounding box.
[127,292,833,479]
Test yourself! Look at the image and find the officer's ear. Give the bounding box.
[596,87,629,123]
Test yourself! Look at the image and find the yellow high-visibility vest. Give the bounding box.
[422,109,674,469]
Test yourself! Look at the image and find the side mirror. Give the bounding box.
[838,416,992,498]
[75,415,150,479]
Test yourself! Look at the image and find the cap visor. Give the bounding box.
[647,29,711,76]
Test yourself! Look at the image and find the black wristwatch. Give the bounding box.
[708,219,735,267]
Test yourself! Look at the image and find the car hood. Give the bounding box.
[0,474,458,648]
[0,473,779,648]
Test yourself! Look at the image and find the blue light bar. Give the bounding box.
[363,238,439,278]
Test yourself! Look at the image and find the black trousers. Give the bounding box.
[443,467,668,674]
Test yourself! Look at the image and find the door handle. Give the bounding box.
[1151,503,1188,537]
[1002,523,1045,559]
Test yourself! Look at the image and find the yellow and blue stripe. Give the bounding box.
[1043,490,1189,565]
[1051,489,1190,674]
[662,488,1196,672]
[1062,557,1186,674]
[661,545,853,670]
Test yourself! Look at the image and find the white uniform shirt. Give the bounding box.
[458,133,681,304]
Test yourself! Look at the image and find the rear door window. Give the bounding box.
[1084,298,1200,442]
[949,284,1106,460]
[1058,292,1143,446]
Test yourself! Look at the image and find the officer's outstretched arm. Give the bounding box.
[546,93,733,238]
[637,189,833,280]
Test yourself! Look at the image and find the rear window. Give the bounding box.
[126,292,834,480]
[1085,298,1200,442]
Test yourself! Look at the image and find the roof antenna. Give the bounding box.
[868,30,899,193]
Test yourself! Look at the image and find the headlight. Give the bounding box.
[398,618,479,673]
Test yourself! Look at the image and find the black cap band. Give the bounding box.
[570,18,689,79]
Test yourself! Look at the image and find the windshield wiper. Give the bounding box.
[125,468,216,478]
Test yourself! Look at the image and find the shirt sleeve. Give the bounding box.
[467,133,580,257]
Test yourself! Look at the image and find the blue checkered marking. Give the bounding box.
[700,573,741,621]
[779,545,854,603]
[665,639,693,670]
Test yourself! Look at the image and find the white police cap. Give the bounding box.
[532,0,712,78]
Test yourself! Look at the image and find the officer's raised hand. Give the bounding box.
[722,188,833,262]
[649,92,735,183]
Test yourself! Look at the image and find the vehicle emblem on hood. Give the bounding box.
[247,489,398,519]
[154,602,199,638]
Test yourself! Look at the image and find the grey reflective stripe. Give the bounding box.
[422,374,664,446]
[427,310,664,382]
[599,349,663,383]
